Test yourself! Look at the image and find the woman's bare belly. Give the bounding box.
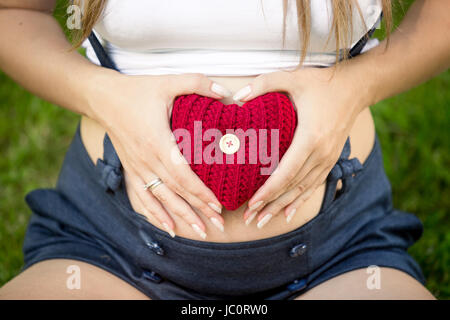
[80,75,375,242]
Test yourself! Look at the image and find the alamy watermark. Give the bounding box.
[66,264,81,290]
[170,121,281,175]
[366,265,381,290]
[66,5,82,30]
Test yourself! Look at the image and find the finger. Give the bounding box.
[161,169,225,230]
[252,186,304,229]
[117,148,177,237]
[243,206,259,226]
[166,73,232,100]
[284,165,332,223]
[125,170,176,238]
[286,138,341,192]
[148,179,213,239]
[249,163,328,228]
[153,170,225,233]
[293,164,327,201]
[247,132,313,213]
[285,148,326,192]
[155,126,224,216]
[165,73,231,116]
[233,71,295,102]
[253,148,318,215]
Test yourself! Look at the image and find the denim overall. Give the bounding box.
[21,18,425,299]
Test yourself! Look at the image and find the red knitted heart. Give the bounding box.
[171,92,297,210]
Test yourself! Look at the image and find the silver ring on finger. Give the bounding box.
[143,178,164,192]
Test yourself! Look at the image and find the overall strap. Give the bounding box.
[88,31,123,193]
[88,32,118,70]
[348,12,383,59]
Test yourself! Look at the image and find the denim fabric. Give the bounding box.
[22,124,425,299]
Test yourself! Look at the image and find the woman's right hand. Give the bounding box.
[88,72,232,239]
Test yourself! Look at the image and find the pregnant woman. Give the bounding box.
[0,0,448,299]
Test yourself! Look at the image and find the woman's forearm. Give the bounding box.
[0,8,119,119]
[346,0,450,110]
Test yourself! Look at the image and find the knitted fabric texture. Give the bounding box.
[171,92,297,210]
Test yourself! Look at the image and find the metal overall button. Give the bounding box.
[142,270,163,284]
[289,243,307,258]
[138,229,165,256]
[287,278,307,292]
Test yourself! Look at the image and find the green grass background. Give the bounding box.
[0,1,448,298]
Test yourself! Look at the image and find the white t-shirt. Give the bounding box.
[83,0,382,76]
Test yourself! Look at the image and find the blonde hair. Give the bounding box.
[72,0,392,67]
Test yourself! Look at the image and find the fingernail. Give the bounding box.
[249,200,263,212]
[162,222,176,238]
[286,208,297,223]
[233,85,251,101]
[210,217,224,232]
[245,211,258,226]
[191,224,207,239]
[211,82,232,97]
[257,213,273,229]
[208,202,222,214]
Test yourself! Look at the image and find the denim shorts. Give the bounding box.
[21,123,425,299]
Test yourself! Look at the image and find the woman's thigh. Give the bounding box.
[0,259,150,300]
[295,267,435,300]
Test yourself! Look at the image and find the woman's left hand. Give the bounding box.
[233,65,371,228]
